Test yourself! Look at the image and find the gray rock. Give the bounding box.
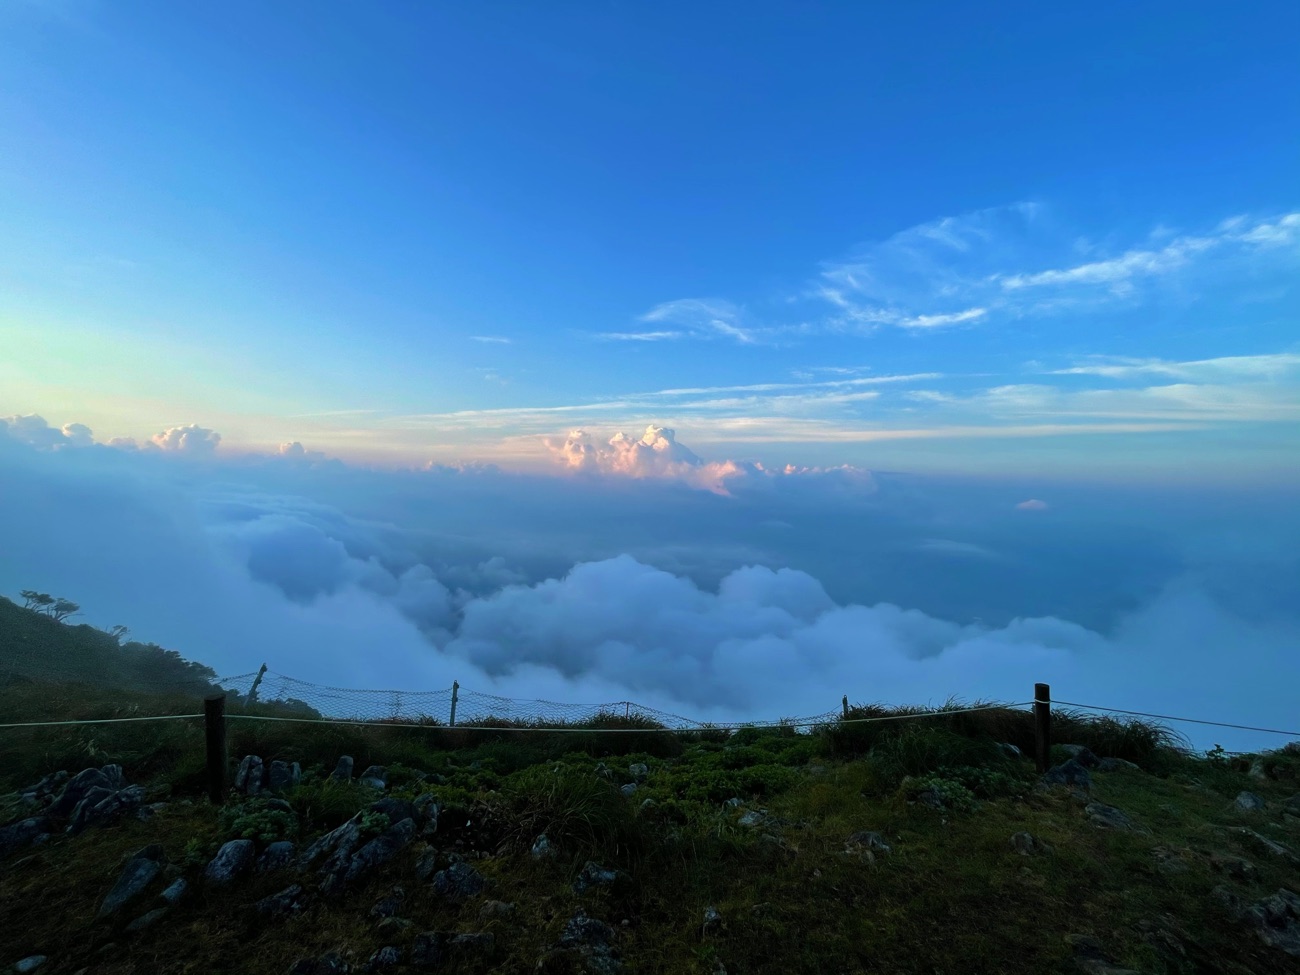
[158,878,188,906]
[68,784,146,836]
[448,933,494,958]
[1041,759,1092,791]
[47,767,113,818]
[1150,847,1190,875]
[1226,887,1300,958]
[257,840,296,872]
[639,798,657,812]
[234,755,264,796]
[359,765,387,789]
[1085,802,1149,833]
[0,817,51,858]
[370,797,417,825]
[1059,745,1101,768]
[19,770,67,801]
[255,884,307,918]
[574,861,621,894]
[12,956,47,973]
[431,861,485,901]
[845,830,891,854]
[1210,853,1258,881]
[723,797,743,809]
[323,818,416,893]
[369,886,406,918]
[1097,757,1141,773]
[125,907,170,933]
[365,946,400,971]
[546,911,622,974]
[593,763,614,780]
[134,802,168,823]
[562,911,616,947]
[1235,791,1267,812]
[737,810,766,828]
[412,793,439,826]
[531,833,555,858]
[628,763,649,782]
[1222,827,1300,865]
[98,855,162,920]
[203,839,255,886]
[288,952,349,975]
[267,760,301,793]
[413,848,439,882]
[1010,831,1053,856]
[703,906,723,932]
[996,742,1022,760]
[329,755,354,783]
[1249,758,1270,782]
[619,783,638,798]
[480,900,515,920]
[409,932,446,969]
[299,814,364,869]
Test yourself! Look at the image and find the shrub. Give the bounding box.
[900,773,978,814]
[866,724,1006,790]
[496,765,637,856]
[219,798,298,845]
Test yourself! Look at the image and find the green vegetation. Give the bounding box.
[2,594,1300,974]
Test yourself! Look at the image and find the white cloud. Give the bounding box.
[593,330,684,342]
[0,414,96,450]
[1016,499,1049,511]
[470,336,512,344]
[629,298,760,344]
[151,423,222,453]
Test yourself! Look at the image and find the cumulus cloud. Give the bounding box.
[151,423,222,453]
[0,414,97,450]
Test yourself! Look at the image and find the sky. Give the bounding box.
[1,2,1298,753]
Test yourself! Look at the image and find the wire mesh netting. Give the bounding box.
[216,669,845,731]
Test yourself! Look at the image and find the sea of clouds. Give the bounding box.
[2,414,1297,754]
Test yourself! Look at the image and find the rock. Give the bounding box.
[639,799,657,813]
[0,817,51,858]
[158,878,188,906]
[409,932,446,969]
[203,839,255,886]
[1041,759,1092,791]
[124,907,170,933]
[134,802,168,823]
[431,861,486,901]
[540,910,622,974]
[1097,757,1141,773]
[413,793,439,826]
[328,818,416,893]
[67,784,146,836]
[1010,832,1053,856]
[573,861,620,894]
[628,763,649,782]
[256,884,307,918]
[619,783,637,798]
[288,952,349,975]
[912,788,946,810]
[562,911,616,947]
[234,755,264,796]
[737,810,766,828]
[1212,884,1246,916]
[1223,887,1300,958]
[257,841,297,872]
[19,770,67,800]
[1249,758,1270,782]
[703,906,723,932]
[98,852,162,920]
[1210,853,1258,881]
[370,886,406,918]
[371,797,417,825]
[723,798,744,809]
[845,831,891,854]
[1059,745,1101,768]
[365,946,400,971]
[531,833,555,858]
[300,814,364,869]
[375,917,413,937]
[1221,827,1300,866]
[414,848,439,882]
[996,742,1022,760]
[47,767,114,818]
[480,900,516,920]
[359,765,387,789]
[12,956,47,973]
[1150,847,1190,875]
[1085,802,1149,833]
[267,761,301,794]
[1236,791,1267,812]
[593,763,614,780]
[329,756,354,783]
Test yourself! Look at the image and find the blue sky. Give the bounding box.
[1,1,1297,479]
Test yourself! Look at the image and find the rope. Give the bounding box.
[1049,699,1300,738]
[0,713,203,729]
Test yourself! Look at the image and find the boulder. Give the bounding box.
[370,797,417,825]
[619,783,638,798]
[369,886,406,919]
[1210,853,1258,881]
[409,932,446,969]
[322,818,416,893]
[267,761,301,794]
[0,817,51,858]
[703,906,723,933]
[1285,794,1300,816]
[1058,745,1101,768]
[1097,758,1141,773]
[203,839,255,886]
[98,850,163,920]
[12,956,47,973]
[68,784,146,836]
[257,841,297,872]
[480,900,516,920]
[255,884,308,918]
[431,861,485,901]
[1085,802,1149,833]
[628,763,649,782]
[1010,832,1053,856]
[48,767,114,818]
[1041,759,1092,791]
[158,878,188,906]
[412,793,439,827]
[531,834,555,858]
[996,742,1022,760]
[538,910,622,974]
[234,756,265,796]
[18,770,67,802]
[124,907,170,934]
[573,861,621,894]
[1235,791,1267,812]
[413,848,439,882]
[1150,847,1191,875]
[359,766,387,789]
[365,946,400,971]
[737,810,767,828]
[299,814,364,870]
[1221,827,1300,866]
[845,831,891,854]
[329,756,354,783]
[1218,886,1300,958]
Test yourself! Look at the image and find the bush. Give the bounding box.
[866,725,1006,790]
[497,765,637,856]
[900,774,979,813]
[219,798,299,845]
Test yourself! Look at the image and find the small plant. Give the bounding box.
[219,799,298,845]
[900,773,978,813]
[1205,743,1229,766]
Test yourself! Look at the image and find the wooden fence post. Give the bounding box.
[1034,682,1052,774]
[842,695,850,720]
[449,681,459,728]
[204,693,227,805]
[625,702,630,719]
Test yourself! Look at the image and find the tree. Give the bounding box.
[105,624,130,644]
[20,590,54,612]
[49,598,80,622]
